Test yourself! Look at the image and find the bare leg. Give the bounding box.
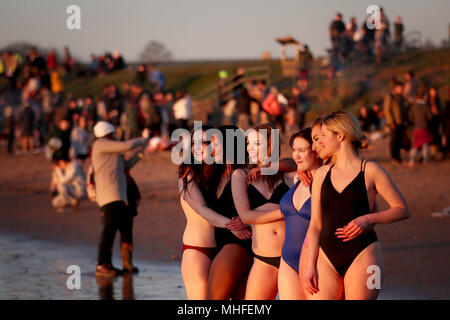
[20,137,27,152]
[245,258,279,300]
[28,137,34,151]
[181,249,212,300]
[206,244,253,300]
[344,241,384,300]
[299,245,344,300]
[278,258,305,300]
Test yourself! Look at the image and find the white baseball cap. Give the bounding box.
[93,121,115,138]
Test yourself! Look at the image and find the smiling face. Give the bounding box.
[247,130,269,165]
[191,130,211,163]
[319,125,340,159]
[211,134,223,164]
[311,124,325,159]
[292,137,316,171]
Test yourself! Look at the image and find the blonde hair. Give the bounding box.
[322,110,369,149]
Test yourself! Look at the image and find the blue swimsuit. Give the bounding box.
[280,180,311,273]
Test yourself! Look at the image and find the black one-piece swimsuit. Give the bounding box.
[320,160,378,278]
[208,180,252,252]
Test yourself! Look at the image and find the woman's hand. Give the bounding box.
[246,167,261,184]
[225,216,248,231]
[298,170,312,187]
[231,227,252,240]
[142,128,151,138]
[303,265,319,295]
[335,215,371,242]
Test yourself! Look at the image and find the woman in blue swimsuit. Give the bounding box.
[278,127,321,299]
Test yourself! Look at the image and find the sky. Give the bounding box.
[0,0,449,62]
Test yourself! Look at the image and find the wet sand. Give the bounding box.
[0,133,449,299]
[0,232,186,300]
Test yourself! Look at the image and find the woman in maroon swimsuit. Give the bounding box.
[178,125,250,299]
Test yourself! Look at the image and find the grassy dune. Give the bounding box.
[31,48,450,121]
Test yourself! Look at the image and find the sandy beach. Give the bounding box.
[0,133,449,300]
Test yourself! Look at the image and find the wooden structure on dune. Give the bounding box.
[276,35,300,77]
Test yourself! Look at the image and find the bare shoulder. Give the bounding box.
[309,165,330,191]
[315,164,331,180]
[365,161,389,178]
[232,168,247,180]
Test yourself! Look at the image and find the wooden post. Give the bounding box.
[281,45,286,61]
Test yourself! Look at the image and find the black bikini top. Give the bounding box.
[247,177,290,209]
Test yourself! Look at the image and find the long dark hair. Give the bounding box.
[178,124,222,197]
[217,125,248,171]
[289,127,323,166]
[289,127,313,148]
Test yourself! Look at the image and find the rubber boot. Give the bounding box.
[121,242,139,273]
[95,264,119,278]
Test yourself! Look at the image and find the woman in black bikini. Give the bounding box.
[301,111,410,300]
[232,123,293,300]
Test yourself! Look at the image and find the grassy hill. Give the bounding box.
[304,48,450,119]
[4,48,450,122]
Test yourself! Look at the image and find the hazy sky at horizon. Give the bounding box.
[0,0,449,62]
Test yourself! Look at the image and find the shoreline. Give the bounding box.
[0,134,449,299]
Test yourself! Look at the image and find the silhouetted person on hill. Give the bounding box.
[384,81,408,163]
[329,13,346,47]
[394,16,404,52]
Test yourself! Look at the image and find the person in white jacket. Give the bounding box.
[51,154,86,210]
[173,89,192,130]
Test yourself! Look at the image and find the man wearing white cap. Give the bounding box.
[92,121,149,277]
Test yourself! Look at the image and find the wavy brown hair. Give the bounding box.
[178,125,224,198]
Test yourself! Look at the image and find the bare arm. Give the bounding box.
[231,169,283,225]
[180,178,231,228]
[246,158,296,183]
[304,166,327,268]
[336,162,410,242]
[366,162,410,224]
[302,165,328,295]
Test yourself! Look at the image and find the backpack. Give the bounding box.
[262,94,281,116]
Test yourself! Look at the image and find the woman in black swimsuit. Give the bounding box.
[204,125,254,300]
[232,123,293,300]
[301,111,410,300]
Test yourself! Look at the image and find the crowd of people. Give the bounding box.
[357,71,450,166]
[217,68,311,136]
[0,44,194,156]
[0,34,449,298]
[328,9,405,77]
[177,111,410,300]
[0,45,199,225]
